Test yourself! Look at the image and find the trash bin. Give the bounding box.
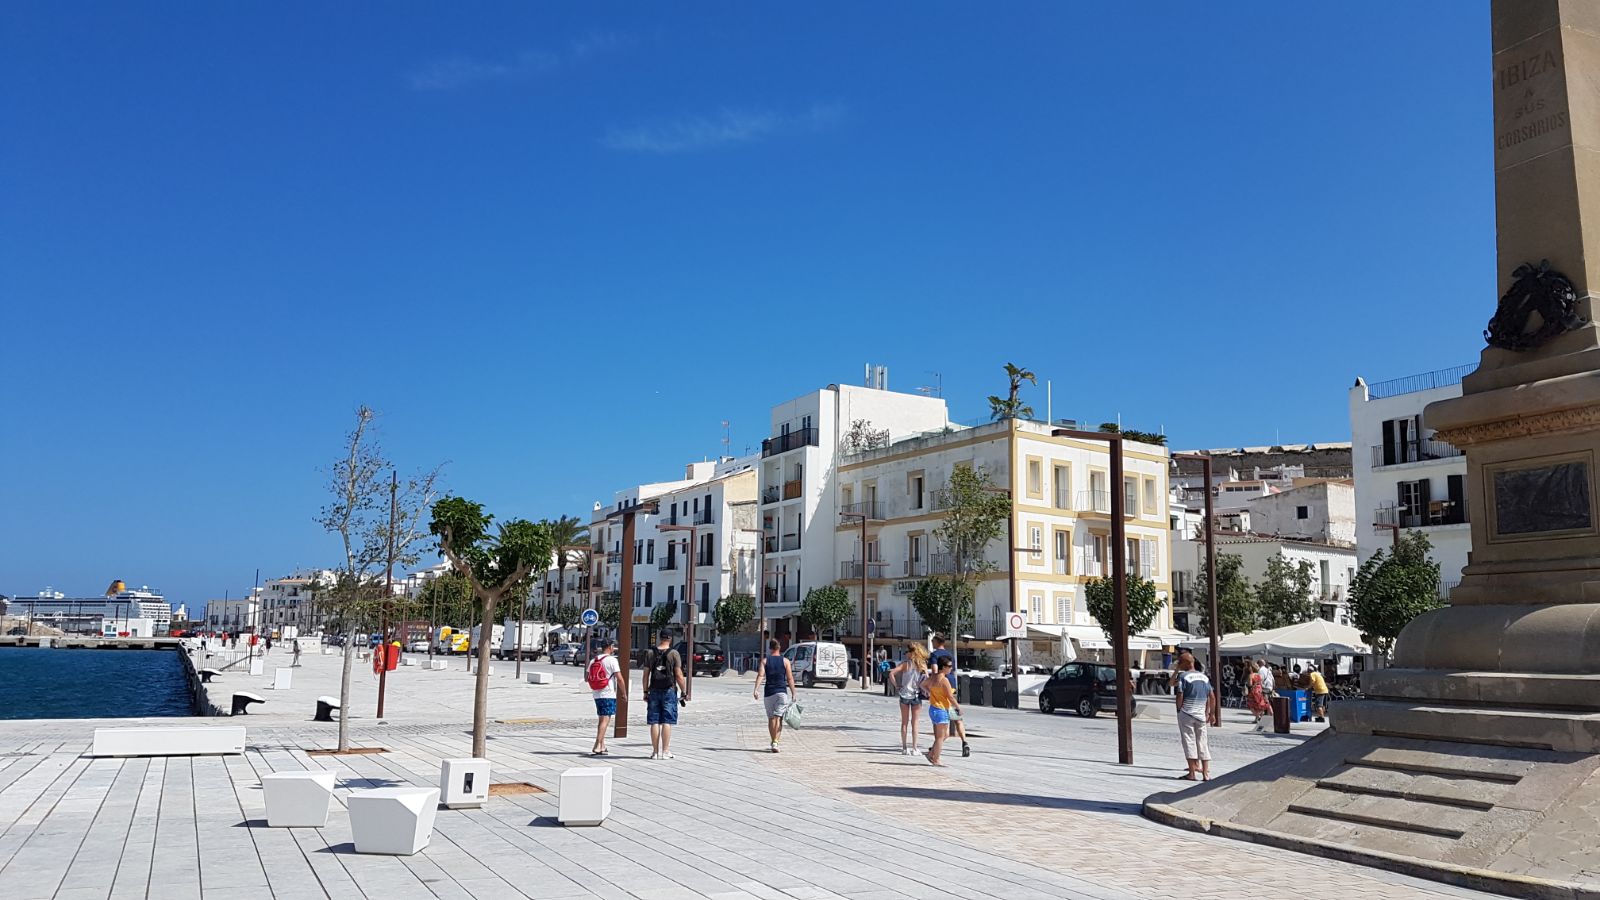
[957,674,971,704]
[991,677,1016,709]
[968,676,988,707]
[1270,695,1291,733]
[1288,690,1310,723]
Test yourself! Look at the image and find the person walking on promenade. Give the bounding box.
[1246,660,1271,730]
[888,645,928,755]
[643,631,686,760]
[1305,663,1332,722]
[1174,655,1214,780]
[291,641,302,667]
[752,639,796,753]
[587,638,621,756]
[924,656,960,766]
[928,635,972,757]
[1258,657,1277,697]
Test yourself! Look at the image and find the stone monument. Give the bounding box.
[1146,3,1600,894]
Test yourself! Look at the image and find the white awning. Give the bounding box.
[1061,624,1169,652]
[1179,619,1369,658]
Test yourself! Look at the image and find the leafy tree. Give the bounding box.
[418,572,475,631]
[598,593,622,632]
[1254,554,1319,630]
[1350,531,1442,656]
[1197,552,1256,637]
[545,515,589,619]
[909,577,972,638]
[712,593,755,637]
[430,497,553,758]
[988,362,1036,421]
[314,406,442,751]
[650,599,679,633]
[550,601,583,629]
[799,585,853,638]
[1084,574,1163,644]
[930,464,1012,636]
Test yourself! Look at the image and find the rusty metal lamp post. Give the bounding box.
[1053,428,1133,765]
[1173,452,1221,726]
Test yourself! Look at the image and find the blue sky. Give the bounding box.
[2,3,1492,606]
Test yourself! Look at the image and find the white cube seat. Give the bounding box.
[348,787,439,855]
[428,660,447,670]
[439,758,490,809]
[525,672,553,684]
[272,668,293,690]
[559,767,612,826]
[262,770,336,827]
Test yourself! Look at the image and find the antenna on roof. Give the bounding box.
[721,420,730,459]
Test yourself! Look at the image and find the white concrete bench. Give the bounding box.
[439,758,490,809]
[559,767,612,826]
[262,770,336,827]
[525,672,553,684]
[198,668,223,683]
[91,726,246,757]
[232,691,267,715]
[348,787,439,855]
[314,696,340,722]
[272,668,293,690]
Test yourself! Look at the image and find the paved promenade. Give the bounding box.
[0,653,1498,900]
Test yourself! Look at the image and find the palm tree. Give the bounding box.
[988,362,1037,420]
[547,514,590,620]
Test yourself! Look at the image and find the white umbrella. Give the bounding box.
[1181,620,1369,658]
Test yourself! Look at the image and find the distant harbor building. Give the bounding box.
[203,596,259,633]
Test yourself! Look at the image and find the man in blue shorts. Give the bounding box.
[643,630,686,760]
[587,638,621,756]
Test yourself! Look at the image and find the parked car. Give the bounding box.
[1037,662,1135,717]
[550,643,584,665]
[406,639,430,653]
[673,641,727,677]
[783,641,850,689]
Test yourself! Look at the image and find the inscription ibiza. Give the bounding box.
[1497,48,1560,91]
[1495,47,1568,152]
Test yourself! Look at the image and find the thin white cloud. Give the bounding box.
[602,104,844,153]
[410,32,633,91]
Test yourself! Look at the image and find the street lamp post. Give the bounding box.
[1053,428,1133,765]
[607,500,657,739]
[838,507,872,688]
[1174,452,1220,726]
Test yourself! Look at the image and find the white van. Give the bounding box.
[784,641,850,689]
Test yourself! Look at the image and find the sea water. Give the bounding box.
[0,647,192,719]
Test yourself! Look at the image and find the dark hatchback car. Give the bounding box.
[673,641,727,677]
[1037,662,1132,718]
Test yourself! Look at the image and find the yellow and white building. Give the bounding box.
[831,417,1183,667]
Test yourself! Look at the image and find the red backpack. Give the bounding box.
[586,655,612,691]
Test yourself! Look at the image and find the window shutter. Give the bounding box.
[1447,474,1465,523]
[1418,478,1432,520]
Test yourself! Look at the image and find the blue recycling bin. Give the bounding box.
[1287,690,1310,723]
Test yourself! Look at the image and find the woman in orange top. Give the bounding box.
[924,656,960,766]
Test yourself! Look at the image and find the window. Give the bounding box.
[700,582,710,606]
[1054,530,1070,574]
[1124,477,1139,513]
[909,473,925,510]
[1056,594,1071,624]
[1296,505,1309,520]
[1029,593,1043,622]
[1090,534,1108,575]
[667,585,675,605]
[1054,464,1071,509]
[634,540,644,564]
[644,583,653,606]
[1027,458,1043,497]
[692,497,700,513]
[1029,525,1043,560]
[1144,477,1157,514]
[1139,538,1158,579]
[646,540,655,564]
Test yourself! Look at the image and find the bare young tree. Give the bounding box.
[314,406,442,751]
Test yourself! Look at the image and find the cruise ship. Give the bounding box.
[5,580,173,636]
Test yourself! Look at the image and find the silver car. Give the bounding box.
[549,643,584,665]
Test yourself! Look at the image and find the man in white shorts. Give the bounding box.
[752,639,796,752]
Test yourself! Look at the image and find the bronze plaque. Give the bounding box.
[1493,460,1592,535]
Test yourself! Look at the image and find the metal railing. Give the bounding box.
[1439,579,1460,600]
[1370,439,1464,468]
[763,584,800,605]
[1054,490,1073,511]
[781,533,801,551]
[762,427,819,457]
[763,535,779,553]
[1367,363,1475,400]
[905,558,928,577]
[840,501,884,520]
[761,485,781,504]
[840,560,887,580]
[604,550,623,563]
[1077,490,1111,513]
[1375,501,1468,528]
[694,509,713,525]
[660,557,679,571]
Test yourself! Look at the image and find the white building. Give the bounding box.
[203,596,259,633]
[828,416,1178,667]
[1350,365,1472,595]
[757,382,952,644]
[1170,534,1359,629]
[1246,480,1357,546]
[255,573,327,636]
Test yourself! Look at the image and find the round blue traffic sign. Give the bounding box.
[580,608,600,627]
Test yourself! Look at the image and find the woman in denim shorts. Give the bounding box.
[887,644,929,756]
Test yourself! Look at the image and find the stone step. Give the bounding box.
[1334,699,1600,753]
[1286,786,1490,839]
[1316,763,1505,809]
[1270,809,1467,862]
[1348,744,1536,783]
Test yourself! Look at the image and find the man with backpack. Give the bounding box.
[643,630,687,760]
[587,638,621,757]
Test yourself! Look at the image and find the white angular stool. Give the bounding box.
[261,770,337,827]
[525,672,552,684]
[439,758,490,808]
[558,767,612,826]
[428,660,447,671]
[272,667,293,690]
[348,787,439,855]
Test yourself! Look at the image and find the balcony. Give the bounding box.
[1078,490,1112,514]
[660,557,680,572]
[694,508,714,525]
[604,550,623,563]
[840,560,888,580]
[781,533,801,551]
[929,552,980,576]
[1375,500,1468,528]
[763,535,779,553]
[783,479,803,501]
[1371,439,1464,468]
[905,558,928,577]
[763,584,800,605]
[762,427,819,457]
[761,485,782,505]
[696,552,714,568]
[839,501,885,520]
[1053,490,1074,511]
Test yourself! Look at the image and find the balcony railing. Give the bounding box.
[1367,363,1475,400]
[1375,501,1468,528]
[1053,490,1074,511]
[762,427,819,457]
[696,552,714,568]
[604,550,623,563]
[929,552,981,576]
[781,533,801,551]
[761,485,782,505]
[839,501,885,520]
[763,584,800,605]
[841,560,888,580]
[1078,490,1112,514]
[783,479,803,500]
[660,557,679,571]
[905,558,928,577]
[1439,579,1460,600]
[1370,439,1464,468]
[694,509,714,525]
[763,536,779,553]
